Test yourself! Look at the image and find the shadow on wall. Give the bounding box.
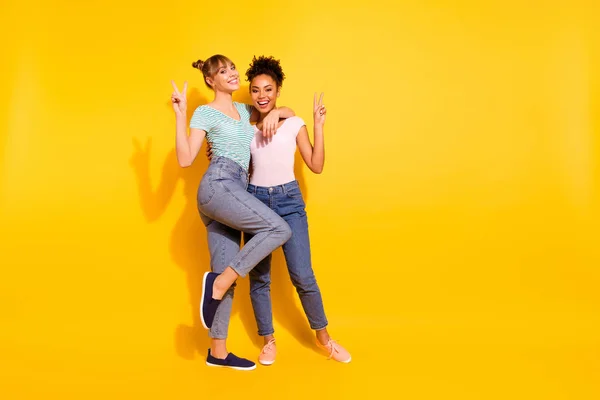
[130,83,318,360]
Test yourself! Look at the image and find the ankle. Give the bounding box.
[263,335,275,345]
[212,268,238,300]
[211,347,228,359]
[315,329,330,345]
[212,277,228,300]
[211,339,228,359]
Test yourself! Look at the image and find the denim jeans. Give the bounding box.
[197,157,292,339]
[245,180,328,336]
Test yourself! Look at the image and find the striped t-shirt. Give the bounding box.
[189,102,255,170]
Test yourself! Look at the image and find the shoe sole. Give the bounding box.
[200,272,210,330]
[206,361,257,371]
[259,359,275,366]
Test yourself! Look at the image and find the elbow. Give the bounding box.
[177,157,193,168]
[311,166,324,174]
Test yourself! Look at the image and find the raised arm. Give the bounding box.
[171,80,206,167]
[296,93,326,174]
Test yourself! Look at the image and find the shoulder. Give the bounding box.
[285,116,306,134]
[190,105,215,130]
[234,102,253,114]
[192,105,212,116]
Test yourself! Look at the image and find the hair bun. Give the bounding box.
[192,59,204,70]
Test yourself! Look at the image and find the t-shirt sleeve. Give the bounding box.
[291,117,306,137]
[189,106,212,132]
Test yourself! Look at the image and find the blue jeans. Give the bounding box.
[197,157,292,339]
[245,180,328,336]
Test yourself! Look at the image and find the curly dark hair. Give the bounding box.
[245,55,286,88]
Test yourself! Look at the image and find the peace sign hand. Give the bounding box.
[171,80,188,117]
[313,92,326,127]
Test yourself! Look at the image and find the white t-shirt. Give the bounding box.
[249,116,305,187]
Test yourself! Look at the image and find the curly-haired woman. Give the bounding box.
[238,56,351,365]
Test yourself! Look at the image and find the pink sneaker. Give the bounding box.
[317,339,351,363]
[258,339,276,365]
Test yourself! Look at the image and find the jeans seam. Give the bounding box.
[220,182,279,275]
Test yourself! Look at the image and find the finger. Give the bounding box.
[171,80,180,95]
[319,92,324,106]
[182,81,188,95]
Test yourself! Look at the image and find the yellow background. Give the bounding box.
[1,0,599,398]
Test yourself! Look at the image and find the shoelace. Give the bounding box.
[323,339,340,360]
[262,339,276,354]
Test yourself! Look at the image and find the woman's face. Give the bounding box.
[250,74,279,113]
[208,62,240,92]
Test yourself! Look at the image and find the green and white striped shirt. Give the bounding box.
[189,102,255,170]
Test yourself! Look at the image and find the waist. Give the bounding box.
[247,180,299,195]
[208,156,249,179]
[248,163,295,187]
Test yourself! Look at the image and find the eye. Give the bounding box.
[266,88,272,92]
[220,69,226,74]
[231,64,236,70]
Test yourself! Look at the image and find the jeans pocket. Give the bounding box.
[285,185,303,199]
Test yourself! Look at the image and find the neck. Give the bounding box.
[212,90,234,106]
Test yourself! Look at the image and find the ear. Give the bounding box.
[277,88,281,97]
[206,77,214,88]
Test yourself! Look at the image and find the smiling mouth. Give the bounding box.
[257,100,269,107]
[228,78,239,84]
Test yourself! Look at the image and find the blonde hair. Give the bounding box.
[192,54,234,89]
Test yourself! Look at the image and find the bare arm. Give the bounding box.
[171,80,206,167]
[175,115,205,167]
[258,106,296,137]
[296,93,327,174]
[296,124,324,173]
[277,106,295,119]
[250,105,294,125]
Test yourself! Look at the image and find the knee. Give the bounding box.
[275,221,292,244]
[292,273,318,293]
